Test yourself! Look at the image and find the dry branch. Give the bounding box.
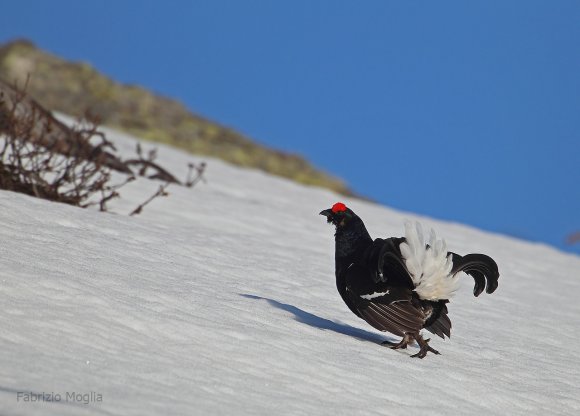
[0,78,206,215]
[0,78,131,174]
[129,183,170,216]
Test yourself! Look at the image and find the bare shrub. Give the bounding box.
[0,78,205,214]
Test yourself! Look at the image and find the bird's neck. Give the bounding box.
[334,219,373,265]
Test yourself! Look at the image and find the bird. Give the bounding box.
[320,202,499,358]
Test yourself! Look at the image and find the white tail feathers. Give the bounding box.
[399,221,460,301]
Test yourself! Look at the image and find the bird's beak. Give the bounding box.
[319,209,333,217]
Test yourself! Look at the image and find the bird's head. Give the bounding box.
[319,202,357,230]
[320,202,372,256]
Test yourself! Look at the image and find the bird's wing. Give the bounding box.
[342,260,424,336]
[357,297,425,337]
[367,237,414,288]
[346,284,425,337]
[449,252,500,297]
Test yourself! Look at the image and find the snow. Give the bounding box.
[1,121,579,416]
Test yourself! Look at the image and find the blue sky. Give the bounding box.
[1,1,578,253]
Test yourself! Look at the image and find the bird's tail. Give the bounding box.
[449,252,500,297]
[399,222,460,301]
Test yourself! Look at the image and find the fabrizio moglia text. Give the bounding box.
[17,391,103,405]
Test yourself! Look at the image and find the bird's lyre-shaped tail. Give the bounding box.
[449,252,500,297]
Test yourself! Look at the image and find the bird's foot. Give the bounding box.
[411,336,440,359]
[382,334,412,350]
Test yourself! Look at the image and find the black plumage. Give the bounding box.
[320,202,499,358]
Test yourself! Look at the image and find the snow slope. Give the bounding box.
[1,123,579,416]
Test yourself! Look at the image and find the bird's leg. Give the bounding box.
[382,333,412,350]
[411,333,441,359]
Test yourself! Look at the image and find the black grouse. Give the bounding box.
[320,202,499,358]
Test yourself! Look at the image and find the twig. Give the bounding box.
[185,162,206,188]
[124,158,181,184]
[129,182,170,216]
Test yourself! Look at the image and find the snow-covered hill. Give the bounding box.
[1,124,579,416]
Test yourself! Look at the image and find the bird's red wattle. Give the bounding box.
[332,202,347,213]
